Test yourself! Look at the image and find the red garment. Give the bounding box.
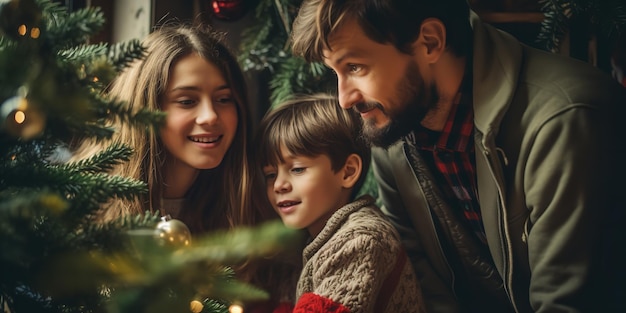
[293,293,350,313]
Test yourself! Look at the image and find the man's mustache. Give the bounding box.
[354,101,384,114]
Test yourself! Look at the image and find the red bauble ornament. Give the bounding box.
[209,0,248,21]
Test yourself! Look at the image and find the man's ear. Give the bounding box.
[415,18,446,63]
[341,153,362,189]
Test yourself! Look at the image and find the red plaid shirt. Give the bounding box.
[412,83,487,244]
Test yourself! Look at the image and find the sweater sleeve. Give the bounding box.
[295,233,396,313]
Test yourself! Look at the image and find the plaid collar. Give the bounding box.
[413,72,473,152]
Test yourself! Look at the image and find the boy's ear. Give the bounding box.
[341,153,362,189]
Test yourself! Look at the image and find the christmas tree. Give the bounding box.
[0,0,294,312]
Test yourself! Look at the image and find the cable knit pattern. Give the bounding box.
[295,195,426,313]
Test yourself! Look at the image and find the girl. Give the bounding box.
[72,23,297,311]
[72,23,261,234]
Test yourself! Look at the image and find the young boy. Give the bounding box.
[254,94,425,313]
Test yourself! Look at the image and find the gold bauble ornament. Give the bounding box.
[154,215,191,248]
[189,300,204,313]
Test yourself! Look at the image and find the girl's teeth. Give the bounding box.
[190,136,219,143]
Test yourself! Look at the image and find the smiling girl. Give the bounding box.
[72,23,260,234]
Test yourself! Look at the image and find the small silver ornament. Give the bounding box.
[154,215,191,248]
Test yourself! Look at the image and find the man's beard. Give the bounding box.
[360,61,439,149]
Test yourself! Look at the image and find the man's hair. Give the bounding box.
[255,93,371,197]
[291,0,471,62]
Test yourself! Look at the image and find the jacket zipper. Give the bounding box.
[482,146,520,313]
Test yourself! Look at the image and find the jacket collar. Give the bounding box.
[469,10,522,141]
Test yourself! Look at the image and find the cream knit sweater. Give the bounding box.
[294,195,426,313]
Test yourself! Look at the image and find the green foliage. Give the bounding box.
[1,0,297,312]
[239,0,336,107]
[537,0,626,52]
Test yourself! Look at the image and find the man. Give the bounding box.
[291,0,626,312]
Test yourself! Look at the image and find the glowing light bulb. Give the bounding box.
[14,110,25,124]
[229,303,243,313]
[18,25,27,36]
[30,27,40,38]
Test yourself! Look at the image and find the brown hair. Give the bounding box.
[255,93,370,199]
[291,0,471,62]
[71,23,260,234]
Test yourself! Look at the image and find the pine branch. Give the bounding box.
[269,57,335,107]
[178,221,301,265]
[0,190,67,233]
[34,0,66,17]
[537,0,573,52]
[59,42,108,62]
[593,0,626,39]
[93,93,166,127]
[69,173,147,208]
[76,211,161,252]
[107,40,145,72]
[44,6,105,50]
[239,0,289,71]
[537,0,626,52]
[67,142,134,174]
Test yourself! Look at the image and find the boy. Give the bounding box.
[254,94,425,313]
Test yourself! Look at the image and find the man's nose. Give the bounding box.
[337,77,360,109]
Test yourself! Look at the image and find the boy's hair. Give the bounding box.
[255,93,371,198]
[291,0,471,62]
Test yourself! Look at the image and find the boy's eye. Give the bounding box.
[347,64,361,73]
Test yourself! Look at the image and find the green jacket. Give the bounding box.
[372,12,626,313]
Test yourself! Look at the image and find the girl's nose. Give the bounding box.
[196,101,219,125]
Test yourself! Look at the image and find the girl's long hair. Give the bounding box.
[72,23,259,233]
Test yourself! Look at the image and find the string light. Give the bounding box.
[14,110,25,124]
[229,303,244,313]
[30,27,40,38]
[18,24,27,36]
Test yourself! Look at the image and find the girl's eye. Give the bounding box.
[291,167,305,174]
[262,167,277,181]
[216,96,235,105]
[177,99,195,105]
